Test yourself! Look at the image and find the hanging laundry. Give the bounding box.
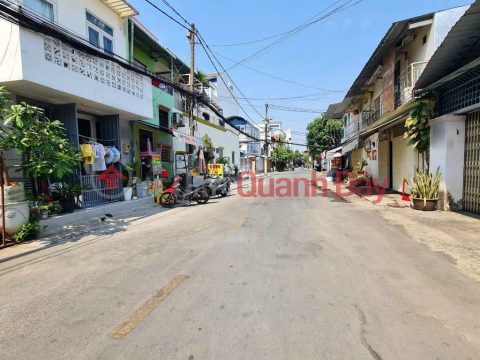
[109,146,121,163]
[92,143,106,172]
[80,144,94,165]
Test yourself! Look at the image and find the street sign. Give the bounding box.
[208,164,224,178]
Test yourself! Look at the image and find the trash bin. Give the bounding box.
[137,182,148,198]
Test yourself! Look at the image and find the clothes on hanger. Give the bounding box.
[80,143,95,165]
[92,143,106,171]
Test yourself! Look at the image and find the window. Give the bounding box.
[159,110,169,129]
[161,147,171,163]
[219,149,223,158]
[232,152,235,164]
[423,35,427,45]
[86,11,114,54]
[139,129,153,152]
[24,0,54,21]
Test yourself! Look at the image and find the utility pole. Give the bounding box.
[188,23,195,139]
[264,103,269,176]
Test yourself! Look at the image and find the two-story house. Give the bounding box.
[334,5,468,192]
[413,0,480,214]
[228,116,262,173]
[0,0,153,208]
[127,17,190,182]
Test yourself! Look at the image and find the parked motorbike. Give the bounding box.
[205,174,230,197]
[159,173,209,208]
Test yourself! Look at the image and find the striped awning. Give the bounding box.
[101,0,138,17]
[343,137,359,153]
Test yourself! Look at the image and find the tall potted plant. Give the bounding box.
[54,181,86,213]
[405,167,441,211]
[0,87,81,232]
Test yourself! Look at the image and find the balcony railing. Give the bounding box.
[344,114,360,140]
[395,61,427,108]
[362,93,384,129]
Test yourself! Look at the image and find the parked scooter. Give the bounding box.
[159,173,209,208]
[205,174,230,197]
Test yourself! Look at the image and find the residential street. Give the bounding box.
[1,169,479,360]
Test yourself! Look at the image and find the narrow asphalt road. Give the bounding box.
[1,169,479,359]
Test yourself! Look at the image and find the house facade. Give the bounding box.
[414,0,480,214]
[0,0,153,207]
[334,5,468,192]
[228,116,262,173]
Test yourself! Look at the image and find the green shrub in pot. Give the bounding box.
[405,167,441,211]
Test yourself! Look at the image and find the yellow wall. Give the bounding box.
[378,140,390,187]
[392,136,417,192]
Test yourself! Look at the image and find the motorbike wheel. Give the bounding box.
[196,190,210,204]
[221,186,229,197]
[159,192,176,208]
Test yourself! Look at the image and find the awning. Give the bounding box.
[326,145,343,159]
[343,137,359,153]
[172,130,203,146]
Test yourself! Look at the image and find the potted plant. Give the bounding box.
[405,167,441,211]
[0,87,81,233]
[54,181,85,213]
[233,164,239,181]
[122,163,135,201]
[39,205,49,220]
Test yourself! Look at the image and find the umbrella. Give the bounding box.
[198,146,207,174]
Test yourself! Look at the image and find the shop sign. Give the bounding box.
[208,164,223,178]
[152,156,162,176]
[172,131,203,146]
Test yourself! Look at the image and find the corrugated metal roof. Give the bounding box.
[131,18,190,74]
[344,12,435,99]
[323,102,342,119]
[415,1,478,91]
[101,0,138,17]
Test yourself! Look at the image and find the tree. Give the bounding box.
[0,87,81,185]
[292,150,302,166]
[271,147,293,172]
[306,117,342,160]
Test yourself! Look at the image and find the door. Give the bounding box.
[394,61,401,108]
[52,104,79,148]
[464,110,480,214]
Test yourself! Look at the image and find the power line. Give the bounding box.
[209,0,343,47]
[196,31,265,124]
[213,51,347,93]
[227,0,363,71]
[160,0,191,26]
[144,0,190,30]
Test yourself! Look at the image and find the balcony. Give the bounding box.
[362,94,384,129]
[394,61,427,108]
[0,22,152,119]
[344,114,360,140]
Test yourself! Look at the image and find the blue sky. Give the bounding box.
[130,0,469,149]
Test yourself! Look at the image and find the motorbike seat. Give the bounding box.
[220,178,229,184]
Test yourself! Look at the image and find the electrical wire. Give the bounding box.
[145,0,190,30]
[196,31,265,124]
[209,0,344,47]
[159,0,191,27]
[227,0,363,71]
[213,51,347,93]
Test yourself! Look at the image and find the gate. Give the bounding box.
[464,110,480,214]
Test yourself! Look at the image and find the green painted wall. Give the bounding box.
[130,34,175,179]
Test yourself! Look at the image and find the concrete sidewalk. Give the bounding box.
[316,178,480,282]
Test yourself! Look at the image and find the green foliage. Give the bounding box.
[354,159,368,172]
[404,97,432,156]
[14,221,41,243]
[271,147,293,172]
[405,167,441,204]
[233,164,239,175]
[122,163,135,187]
[195,70,210,87]
[0,87,82,182]
[215,156,230,165]
[54,181,88,201]
[44,201,63,215]
[292,150,302,165]
[306,117,343,159]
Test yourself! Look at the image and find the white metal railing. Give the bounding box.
[395,61,427,108]
[362,93,384,129]
[344,113,360,140]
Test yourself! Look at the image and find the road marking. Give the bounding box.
[108,275,189,340]
[230,218,246,231]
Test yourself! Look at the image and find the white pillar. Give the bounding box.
[429,114,466,211]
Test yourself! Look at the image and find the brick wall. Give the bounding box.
[382,48,396,115]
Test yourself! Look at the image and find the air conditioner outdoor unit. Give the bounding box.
[172,112,185,128]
